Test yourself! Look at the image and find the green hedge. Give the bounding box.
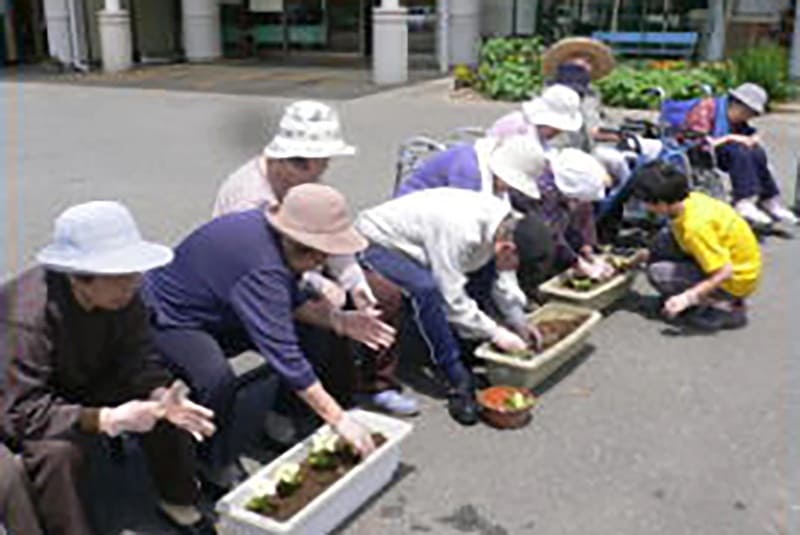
[467,38,795,109]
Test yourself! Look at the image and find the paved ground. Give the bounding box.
[0,75,798,535]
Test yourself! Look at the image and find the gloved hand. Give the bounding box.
[510,320,544,352]
[663,290,700,318]
[159,381,217,441]
[576,256,615,281]
[99,400,163,437]
[491,326,528,353]
[329,308,396,350]
[333,413,375,457]
[350,281,378,311]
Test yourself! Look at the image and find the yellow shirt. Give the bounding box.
[671,192,762,297]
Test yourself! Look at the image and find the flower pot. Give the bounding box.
[477,386,536,429]
[216,410,413,535]
[474,303,602,390]
[538,254,639,311]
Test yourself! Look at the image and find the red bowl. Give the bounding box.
[477,386,536,429]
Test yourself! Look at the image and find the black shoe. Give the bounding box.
[157,507,217,535]
[198,460,246,500]
[682,306,747,331]
[447,389,479,426]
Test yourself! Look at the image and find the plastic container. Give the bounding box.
[216,410,413,535]
[474,303,602,390]
[538,259,638,311]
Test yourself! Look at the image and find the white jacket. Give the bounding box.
[356,188,527,340]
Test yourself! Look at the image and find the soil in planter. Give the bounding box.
[492,314,590,358]
[246,433,387,522]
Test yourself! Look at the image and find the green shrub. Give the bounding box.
[732,44,794,102]
[474,37,545,101]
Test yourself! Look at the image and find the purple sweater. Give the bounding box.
[395,143,482,197]
[144,210,315,391]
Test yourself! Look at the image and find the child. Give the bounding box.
[633,161,762,330]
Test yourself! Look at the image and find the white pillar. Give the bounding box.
[436,0,450,73]
[373,2,408,85]
[43,0,73,65]
[98,6,132,72]
[790,0,800,80]
[705,0,725,61]
[448,0,479,66]
[182,0,221,62]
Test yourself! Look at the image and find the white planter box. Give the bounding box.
[538,261,638,311]
[474,303,602,390]
[216,410,413,535]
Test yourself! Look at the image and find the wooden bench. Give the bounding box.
[591,31,699,59]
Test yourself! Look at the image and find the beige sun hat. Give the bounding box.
[263,100,356,159]
[549,148,609,202]
[542,37,616,81]
[729,83,768,115]
[266,183,367,255]
[522,84,583,132]
[488,134,545,199]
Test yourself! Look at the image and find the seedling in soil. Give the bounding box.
[492,314,590,358]
[245,431,388,522]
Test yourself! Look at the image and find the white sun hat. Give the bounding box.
[263,100,356,159]
[488,134,545,199]
[37,201,174,275]
[522,84,583,132]
[729,82,768,115]
[549,148,609,201]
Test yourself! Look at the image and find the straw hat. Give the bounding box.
[549,148,609,201]
[488,134,545,199]
[263,100,356,159]
[266,184,367,255]
[542,37,616,81]
[522,85,583,132]
[37,201,173,275]
[729,83,768,115]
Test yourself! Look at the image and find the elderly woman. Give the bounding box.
[144,185,390,489]
[684,82,797,226]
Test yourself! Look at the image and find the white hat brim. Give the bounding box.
[523,102,583,132]
[728,89,765,115]
[263,139,357,159]
[553,174,606,201]
[489,163,541,199]
[37,241,174,275]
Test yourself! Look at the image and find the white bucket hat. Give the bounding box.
[488,134,545,199]
[729,82,768,115]
[522,84,583,132]
[263,100,356,159]
[37,201,174,275]
[549,148,608,201]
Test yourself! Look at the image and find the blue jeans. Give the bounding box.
[360,244,468,386]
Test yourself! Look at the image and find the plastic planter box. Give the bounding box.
[538,263,638,311]
[474,303,602,390]
[216,410,413,535]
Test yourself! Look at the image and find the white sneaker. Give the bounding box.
[735,198,773,226]
[760,196,799,225]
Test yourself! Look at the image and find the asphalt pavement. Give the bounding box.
[0,76,798,535]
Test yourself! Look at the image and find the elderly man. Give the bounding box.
[356,188,553,425]
[144,184,388,485]
[396,134,553,294]
[0,443,42,534]
[0,202,217,535]
[213,100,417,417]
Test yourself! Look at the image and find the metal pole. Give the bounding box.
[512,0,518,36]
[706,0,725,61]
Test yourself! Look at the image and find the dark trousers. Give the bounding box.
[646,229,737,302]
[151,323,354,470]
[0,443,42,535]
[361,245,472,386]
[353,270,403,393]
[716,143,780,202]
[19,422,195,535]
